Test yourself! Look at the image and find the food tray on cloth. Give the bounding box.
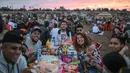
[40,55,58,61]
[40,55,62,65]
[31,55,61,73]
[58,63,79,73]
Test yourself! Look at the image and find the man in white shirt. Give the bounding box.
[92,24,101,34]
[57,21,72,45]
[50,23,59,46]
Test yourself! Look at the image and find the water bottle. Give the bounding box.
[51,38,54,46]
[74,51,78,59]
[67,51,70,56]
[53,37,56,46]
[71,52,74,58]
[37,48,42,63]
[57,48,63,60]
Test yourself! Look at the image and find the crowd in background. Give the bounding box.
[0,11,130,73]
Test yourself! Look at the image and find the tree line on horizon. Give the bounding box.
[0,6,128,12]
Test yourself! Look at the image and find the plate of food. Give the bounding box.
[61,64,79,73]
[32,60,59,73]
[51,60,60,65]
[40,55,59,63]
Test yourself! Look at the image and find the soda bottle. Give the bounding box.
[57,47,63,60]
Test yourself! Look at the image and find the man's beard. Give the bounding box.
[32,39,38,43]
[61,29,66,31]
[3,53,18,64]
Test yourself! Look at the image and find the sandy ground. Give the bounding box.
[84,24,130,57]
[84,24,112,56]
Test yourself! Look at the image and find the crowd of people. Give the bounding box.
[0,11,130,73]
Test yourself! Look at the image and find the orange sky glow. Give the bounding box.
[0,0,130,10]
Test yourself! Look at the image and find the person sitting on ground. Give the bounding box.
[25,18,39,30]
[57,20,72,45]
[40,22,50,46]
[25,26,42,64]
[109,35,130,67]
[104,21,113,31]
[0,30,28,73]
[102,52,127,73]
[112,23,123,35]
[124,22,130,33]
[92,24,101,34]
[123,23,130,43]
[76,24,85,34]
[19,29,35,65]
[20,28,28,56]
[72,24,86,42]
[50,23,59,46]
[73,33,102,73]
[8,18,17,30]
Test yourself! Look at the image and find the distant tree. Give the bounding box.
[31,8,39,11]
[39,8,42,11]
[103,8,109,11]
[110,8,115,11]
[19,8,27,11]
[86,8,91,11]
[74,8,80,11]
[81,8,85,11]
[0,7,11,11]
[92,9,95,11]
[116,9,120,11]
[46,9,52,11]
[122,9,127,11]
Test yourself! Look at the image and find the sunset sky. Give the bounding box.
[0,0,130,10]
